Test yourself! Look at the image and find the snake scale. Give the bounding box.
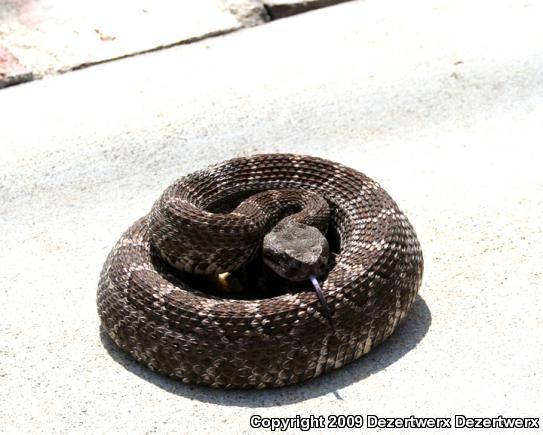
[97,154,423,389]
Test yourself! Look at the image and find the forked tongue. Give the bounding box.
[309,274,334,330]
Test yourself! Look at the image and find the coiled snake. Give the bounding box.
[97,154,423,388]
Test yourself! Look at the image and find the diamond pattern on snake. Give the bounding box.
[97,154,423,389]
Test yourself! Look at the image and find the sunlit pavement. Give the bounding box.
[1,0,542,433]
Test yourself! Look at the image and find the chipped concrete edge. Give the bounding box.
[221,0,271,27]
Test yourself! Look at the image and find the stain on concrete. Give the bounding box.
[0,45,33,88]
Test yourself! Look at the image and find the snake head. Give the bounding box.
[262,222,330,282]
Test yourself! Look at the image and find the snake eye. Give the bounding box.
[262,222,329,282]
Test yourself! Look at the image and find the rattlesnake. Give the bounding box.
[97,154,423,388]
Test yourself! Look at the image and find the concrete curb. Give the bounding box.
[0,0,352,89]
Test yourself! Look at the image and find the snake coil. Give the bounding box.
[98,154,423,388]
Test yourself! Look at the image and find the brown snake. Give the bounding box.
[97,154,423,388]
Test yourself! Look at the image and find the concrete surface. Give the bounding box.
[0,0,264,87]
[1,0,542,433]
[0,0,351,88]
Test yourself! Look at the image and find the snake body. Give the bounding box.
[97,154,423,388]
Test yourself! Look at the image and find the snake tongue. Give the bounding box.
[309,274,334,330]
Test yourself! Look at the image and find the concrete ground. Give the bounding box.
[0,0,255,87]
[0,0,349,87]
[1,0,542,433]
